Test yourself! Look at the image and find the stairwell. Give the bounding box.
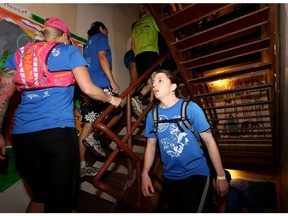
[149,3,278,173]
[73,3,280,213]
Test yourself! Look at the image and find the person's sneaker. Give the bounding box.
[82,133,107,157]
[131,96,144,117]
[80,164,99,178]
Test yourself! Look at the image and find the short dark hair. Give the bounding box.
[87,21,107,37]
[154,69,179,96]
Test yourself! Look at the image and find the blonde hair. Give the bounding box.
[34,26,65,42]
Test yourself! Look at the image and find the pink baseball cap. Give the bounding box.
[44,17,71,37]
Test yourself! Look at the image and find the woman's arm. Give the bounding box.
[98,51,120,94]
[72,66,122,107]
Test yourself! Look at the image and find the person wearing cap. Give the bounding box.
[0,17,122,213]
[78,21,123,178]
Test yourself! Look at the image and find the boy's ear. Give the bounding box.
[171,83,177,91]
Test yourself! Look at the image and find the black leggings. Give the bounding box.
[163,175,217,213]
[12,127,79,213]
[135,51,160,76]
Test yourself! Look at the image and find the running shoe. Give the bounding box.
[131,96,144,117]
[80,163,99,178]
[82,133,107,157]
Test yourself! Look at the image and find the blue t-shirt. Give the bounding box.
[84,33,111,87]
[4,43,87,134]
[145,98,210,180]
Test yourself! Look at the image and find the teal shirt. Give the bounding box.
[133,15,160,56]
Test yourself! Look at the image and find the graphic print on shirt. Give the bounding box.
[159,114,189,158]
[51,47,61,57]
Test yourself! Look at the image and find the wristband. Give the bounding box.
[109,96,114,104]
[217,175,226,180]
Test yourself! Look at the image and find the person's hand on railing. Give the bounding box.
[109,95,122,107]
[110,80,120,94]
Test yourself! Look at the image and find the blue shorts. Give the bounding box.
[124,50,135,68]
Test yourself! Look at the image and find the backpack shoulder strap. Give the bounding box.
[181,99,202,147]
[150,104,159,134]
[181,100,192,130]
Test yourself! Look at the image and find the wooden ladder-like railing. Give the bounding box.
[149,3,278,172]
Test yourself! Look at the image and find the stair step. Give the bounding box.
[73,189,116,213]
[161,4,230,31]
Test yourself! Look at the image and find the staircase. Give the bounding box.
[149,3,278,172]
[74,55,169,213]
[74,3,279,213]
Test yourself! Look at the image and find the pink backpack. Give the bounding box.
[15,41,75,91]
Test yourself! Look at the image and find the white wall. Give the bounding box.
[14,3,140,94]
[77,4,139,93]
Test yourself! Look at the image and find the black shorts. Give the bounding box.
[80,86,122,124]
[163,175,217,213]
[12,127,79,212]
[135,51,160,77]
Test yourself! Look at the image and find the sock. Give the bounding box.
[80,161,86,169]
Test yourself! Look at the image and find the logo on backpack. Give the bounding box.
[15,41,75,91]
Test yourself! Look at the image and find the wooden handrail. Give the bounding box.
[93,52,169,125]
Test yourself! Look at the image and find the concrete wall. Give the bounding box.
[14,3,140,94]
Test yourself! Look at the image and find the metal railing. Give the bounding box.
[90,53,169,211]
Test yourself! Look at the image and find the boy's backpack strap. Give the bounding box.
[181,99,202,147]
[181,100,191,130]
[150,104,159,134]
[150,99,204,148]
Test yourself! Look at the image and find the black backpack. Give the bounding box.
[150,99,203,148]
